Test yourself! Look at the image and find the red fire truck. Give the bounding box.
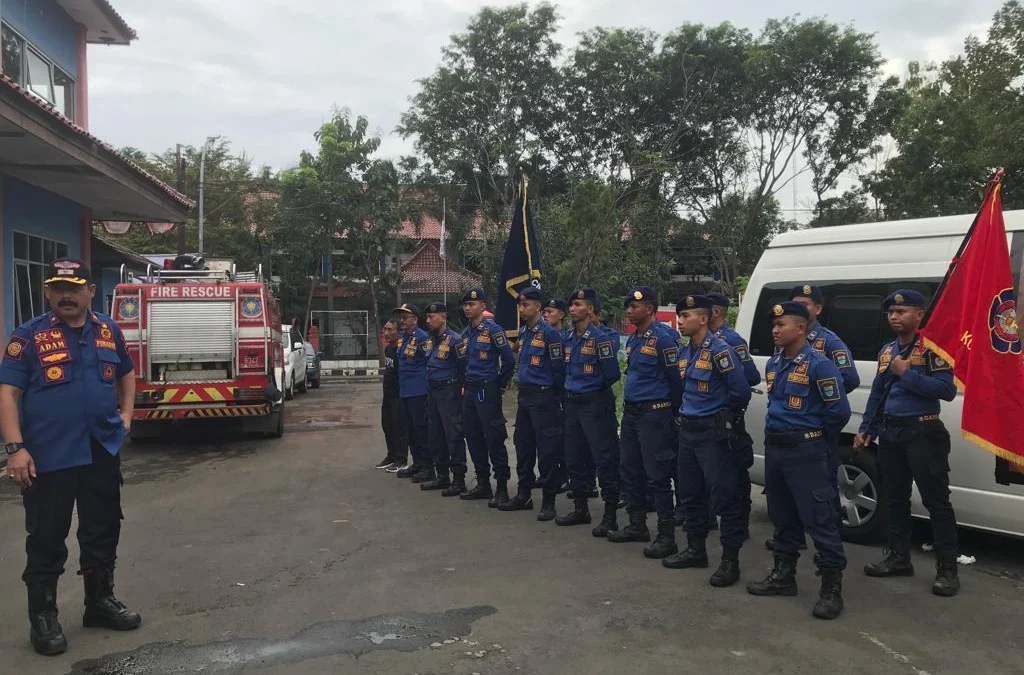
[111,256,285,439]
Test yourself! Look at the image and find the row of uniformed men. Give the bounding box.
[380,283,961,620]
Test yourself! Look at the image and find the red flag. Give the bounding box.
[919,170,1024,467]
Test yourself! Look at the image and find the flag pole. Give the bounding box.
[442,197,447,306]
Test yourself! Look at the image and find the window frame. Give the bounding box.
[0,21,75,120]
[13,231,70,325]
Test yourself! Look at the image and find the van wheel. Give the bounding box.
[838,445,886,544]
[297,374,308,394]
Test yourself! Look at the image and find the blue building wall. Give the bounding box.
[0,0,79,79]
[2,177,83,335]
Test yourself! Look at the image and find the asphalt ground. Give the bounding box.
[1,380,1022,674]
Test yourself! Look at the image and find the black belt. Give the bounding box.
[765,429,824,445]
[565,388,609,403]
[428,379,460,389]
[519,384,553,395]
[624,400,673,415]
[884,414,941,428]
[678,414,720,429]
[464,379,494,389]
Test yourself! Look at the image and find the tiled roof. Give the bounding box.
[0,74,193,210]
[398,212,484,240]
[400,242,482,296]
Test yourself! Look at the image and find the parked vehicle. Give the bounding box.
[736,210,1024,542]
[112,256,285,439]
[304,341,321,389]
[280,324,308,399]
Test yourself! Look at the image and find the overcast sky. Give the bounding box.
[87,0,1005,214]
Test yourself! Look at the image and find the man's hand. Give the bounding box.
[5,448,36,488]
[889,356,910,376]
[120,411,133,433]
[853,433,872,451]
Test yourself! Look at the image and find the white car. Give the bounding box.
[279,324,308,400]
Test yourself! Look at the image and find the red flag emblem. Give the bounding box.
[919,170,1024,466]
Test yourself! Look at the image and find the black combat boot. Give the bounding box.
[460,478,493,501]
[555,498,591,526]
[643,518,678,559]
[932,561,960,597]
[812,569,844,620]
[412,467,436,484]
[662,538,709,569]
[27,579,67,656]
[397,464,420,479]
[499,485,533,511]
[746,556,798,596]
[537,492,557,522]
[82,567,142,631]
[607,508,650,543]
[488,479,510,508]
[591,501,618,537]
[420,472,451,491]
[710,546,741,587]
[441,474,467,497]
[864,550,915,577]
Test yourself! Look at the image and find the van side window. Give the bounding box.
[749,280,942,360]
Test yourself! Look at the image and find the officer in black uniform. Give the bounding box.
[0,258,142,656]
[543,298,571,495]
[747,301,851,620]
[420,302,469,495]
[856,290,960,596]
[375,320,408,471]
[501,287,565,516]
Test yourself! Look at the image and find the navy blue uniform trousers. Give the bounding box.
[764,433,847,570]
[427,382,467,477]
[564,390,620,505]
[678,419,749,548]
[463,380,510,481]
[619,405,675,519]
[513,387,563,493]
[402,395,430,470]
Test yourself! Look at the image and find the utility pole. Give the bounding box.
[198,136,216,255]
[175,144,186,254]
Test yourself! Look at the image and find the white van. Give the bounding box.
[736,210,1024,542]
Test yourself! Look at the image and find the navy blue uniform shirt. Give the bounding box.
[564,322,620,394]
[678,332,751,417]
[714,323,761,387]
[517,321,565,388]
[396,327,429,398]
[806,322,860,393]
[765,343,851,434]
[624,322,683,409]
[462,318,515,388]
[859,340,956,436]
[0,311,134,474]
[425,327,466,383]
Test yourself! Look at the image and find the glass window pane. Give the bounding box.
[30,264,44,315]
[53,67,74,120]
[25,48,53,103]
[1,24,24,84]
[13,232,29,260]
[16,264,33,324]
[44,240,55,264]
[29,235,42,263]
[56,242,69,258]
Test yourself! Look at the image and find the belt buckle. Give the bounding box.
[651,401,671,411]
[803,430,823,440]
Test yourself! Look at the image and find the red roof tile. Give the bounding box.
[0,74,193,210]
[398,212,485,240]
[400,242,482,296]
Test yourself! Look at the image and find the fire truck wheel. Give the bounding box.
[285,375,295,401]
[268,404,284,439]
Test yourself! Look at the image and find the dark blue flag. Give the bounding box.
[495,177,542,339]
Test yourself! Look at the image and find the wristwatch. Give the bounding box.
[4,442,25,455]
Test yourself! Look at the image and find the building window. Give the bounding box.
[13,232,69,325]
[1,22,75,120]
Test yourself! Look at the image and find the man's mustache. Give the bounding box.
[58,299,78,308]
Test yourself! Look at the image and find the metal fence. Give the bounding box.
[309,310,379,367]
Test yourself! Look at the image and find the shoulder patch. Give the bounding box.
[928,351,951,372]
[817,376,840,402]
[599,342,614,359]
[549,342,563,360]
[663,347,678,366]
[714,349,735,373]
[4,336,27,361]
[457,340,468,357]
[832,350,850,368]
[734,344,750,362]
[494,331,508,348]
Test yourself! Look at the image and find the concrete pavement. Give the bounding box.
[1,381,1022,674]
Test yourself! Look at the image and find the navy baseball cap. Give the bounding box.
[545,297,567,312]
[706,292,730,308]
[462,287,486,304]
[676,295,714,314]
[517,287,546,304]
[424,301,448,315]
[790,284,824,304]
[884,289,926,310]
[770,301,810,320]
[625,286,658,309]
[393,303,421,318]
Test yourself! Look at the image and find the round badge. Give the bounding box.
[6,342,22,358]
[773,304,784,316]
[119,298,139,321]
